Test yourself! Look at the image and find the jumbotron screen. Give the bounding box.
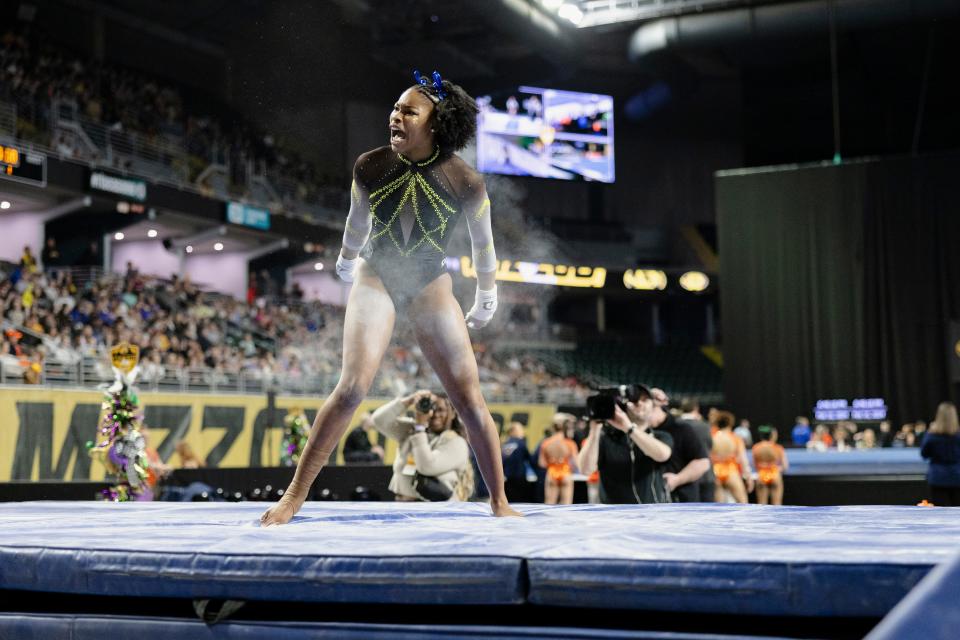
[476,86,614,183]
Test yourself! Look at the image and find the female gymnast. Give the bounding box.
[261,70,521,525]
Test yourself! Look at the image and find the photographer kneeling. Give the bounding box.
[371,389,474,502]
[578,385,673,504]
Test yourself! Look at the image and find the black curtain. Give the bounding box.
[861,156,960,425]
[717,153,960,430]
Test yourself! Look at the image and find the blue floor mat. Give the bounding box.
[0,615,796,640]
[1,502,957,617]
[866,552,960,640]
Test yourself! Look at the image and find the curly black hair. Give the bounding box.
[414,79,478,153]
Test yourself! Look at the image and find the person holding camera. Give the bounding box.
[371,389,474,502]
[578,388,674,504]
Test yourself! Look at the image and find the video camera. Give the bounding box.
[585,384,651,421]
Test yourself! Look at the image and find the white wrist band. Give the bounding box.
[336,254,358,282]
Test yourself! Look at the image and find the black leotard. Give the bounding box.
[344,146,494,309]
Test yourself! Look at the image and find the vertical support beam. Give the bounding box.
[92,12,105,61]
[911,27,935,156]
[102,233,111,273]
[652,302,662,345]
[706,302,717,345]
[828,0,842,164]
[596,295,606,334]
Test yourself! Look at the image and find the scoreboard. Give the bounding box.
[0,143,46,187]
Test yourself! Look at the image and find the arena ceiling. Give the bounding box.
[35,0,960,161]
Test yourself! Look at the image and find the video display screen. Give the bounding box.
[476,86,614,183]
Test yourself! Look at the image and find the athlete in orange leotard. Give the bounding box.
[710,411,750,503]
[539,413,579,505]
[752,426,788,505]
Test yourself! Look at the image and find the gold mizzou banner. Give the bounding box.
[0,388,559,481]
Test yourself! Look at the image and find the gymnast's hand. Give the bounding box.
[259,492,304,527]
[465,285,498,329]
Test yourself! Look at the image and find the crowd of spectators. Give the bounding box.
[790,416,924,450]
[0,248,590,404]
[0,27,338,206]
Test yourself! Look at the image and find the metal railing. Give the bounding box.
[0,354,586,405]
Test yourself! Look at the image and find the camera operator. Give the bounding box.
[371,389,473,502]
[578,386,673,504]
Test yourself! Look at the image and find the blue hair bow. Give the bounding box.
[413,69,447,101]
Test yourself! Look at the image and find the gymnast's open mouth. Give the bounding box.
[389,126,406,143]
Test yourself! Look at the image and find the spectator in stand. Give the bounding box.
[878,420,894,447]
[4,329,24,357]
[342,412,385,463]
[680,397,715,503]
[79,241,101,267]
[855,427,877,449]
[920,402,960,506]
[833,423,852,451]
[23,350,43,384]
[806,424,831,451]
[894,423,916,448]
[791,416,811,447]
[914,420,928,442]
[0,264,588,409]
[19,245,37,273]
[501,422,534,503]
[41,237,61,268]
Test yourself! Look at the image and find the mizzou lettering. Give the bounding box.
[0,389,558,481]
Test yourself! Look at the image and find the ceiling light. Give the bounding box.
[558,3,584,25]
[214,242,224,251]
[185,245,193,253]
[147,229,158,238]
[114,232,124,241]
[0,201,10,209]
[314,262,324,271]
[679,271,710,292]
[542,0,563,8]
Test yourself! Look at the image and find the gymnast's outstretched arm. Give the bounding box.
[463,189,498,329]
[336,175,373,279]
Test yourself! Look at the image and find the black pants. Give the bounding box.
[504,477,535,504]
[930,485,960,506]
[698,480,716,503]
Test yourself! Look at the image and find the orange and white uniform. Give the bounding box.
[711,430,745,484]
[540,433,578,483]
[752,441,786,485]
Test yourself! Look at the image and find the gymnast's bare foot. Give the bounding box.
[491,498,523,517]
[260,493,304,527]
